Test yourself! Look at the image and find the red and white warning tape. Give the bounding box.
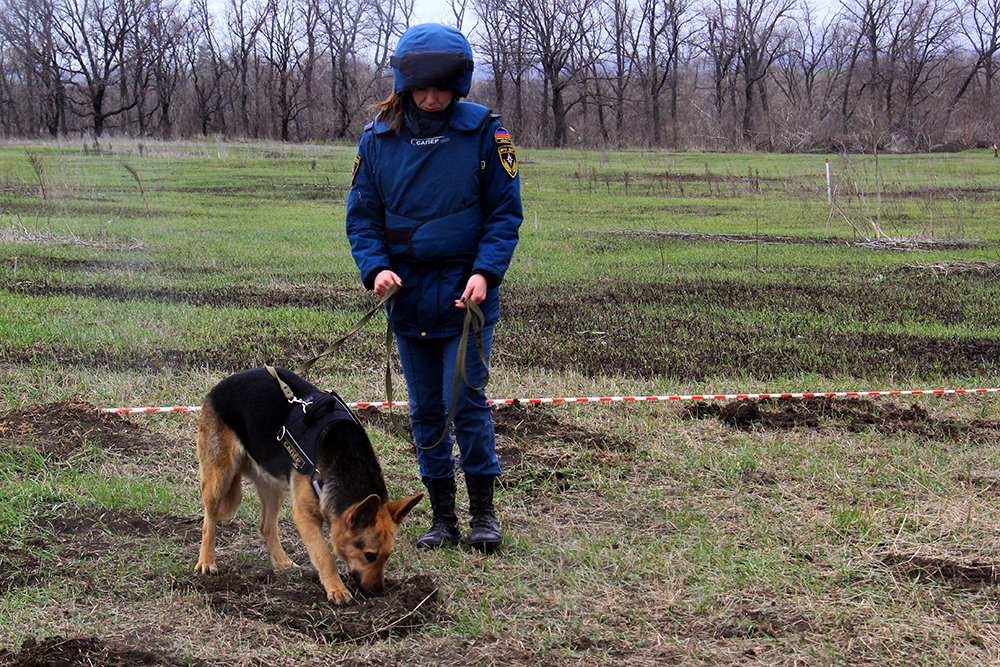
[100,387,1000,414]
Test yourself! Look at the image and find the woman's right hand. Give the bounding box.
[374,270,403,297]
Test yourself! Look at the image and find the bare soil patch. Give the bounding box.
[0,542,44,595]
[879,552,1000,588]
[0,399,177,458]
[683,396,1000,443]
[0,636,209,667]
[177,568,441,642]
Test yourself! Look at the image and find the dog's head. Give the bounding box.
[330,492,424,595]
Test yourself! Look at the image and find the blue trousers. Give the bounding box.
[395,324,502,480]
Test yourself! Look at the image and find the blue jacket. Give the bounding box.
[346,101,522,338]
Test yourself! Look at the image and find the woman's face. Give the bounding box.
[411,87,454,112]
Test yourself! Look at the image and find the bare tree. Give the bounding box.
[519,0,600,146]
[771,0,843,148]
[145,0,189,138]
[841,0,898,143]
[449,0,469,28]
[224,0,267,136]
[0,0,67,136]
[894,0,957,146]
[951,0,1000,133]
[371,0,414,76]
[702,0,741,143]
[473,0,532,137]
[259,0,310,140]
[299,0,321,139]
[320,0,365,138]
[53,0,147,137]
[734,0,796,146]
[186,0,231,135]
[637,0,693,145]
[603,0,637,145]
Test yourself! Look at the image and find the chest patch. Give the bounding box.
[411,136,446,146]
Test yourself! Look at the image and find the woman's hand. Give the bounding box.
[456,273,487,309]
[374,270,402,297]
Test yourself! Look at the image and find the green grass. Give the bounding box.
[1,140,999,666]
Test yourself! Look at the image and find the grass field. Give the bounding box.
[1,139,999,666]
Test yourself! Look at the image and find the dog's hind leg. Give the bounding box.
[252,476,298,571]
[195,403,244,575]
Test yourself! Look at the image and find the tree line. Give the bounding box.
[1,0,998,150]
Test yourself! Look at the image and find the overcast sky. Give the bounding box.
[412,0,457,25]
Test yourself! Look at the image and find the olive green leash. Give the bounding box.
[295,283,490,449]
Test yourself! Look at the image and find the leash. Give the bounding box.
[410,297,489,450]
[376,291,492,449]
[295,283,400,375]
[293,282,412,441]
[291,282,492,450]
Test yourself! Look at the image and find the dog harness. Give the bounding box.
[266,366,360,498]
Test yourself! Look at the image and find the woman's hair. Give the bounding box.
[370,92,407,133]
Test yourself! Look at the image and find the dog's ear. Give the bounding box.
[348,493,383,529]
[384,492,425,525]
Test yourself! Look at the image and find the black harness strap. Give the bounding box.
[266,365,359,498]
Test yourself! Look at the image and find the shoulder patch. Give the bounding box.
[350,154,361,186]
[494,127,512,145]
[498,145,517,179]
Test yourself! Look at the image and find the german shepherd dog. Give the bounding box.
[194,367,424,605]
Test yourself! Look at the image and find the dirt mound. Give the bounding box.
[0,635,207,667]
[0,399,176,458]
[684,396,1000,443]
[0,541,45,595]
[880,552,1000,588]
[493,402,637,452]
[178,567,442,642]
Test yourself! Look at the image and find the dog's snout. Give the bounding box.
[353,568,386,595]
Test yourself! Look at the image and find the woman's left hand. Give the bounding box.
[456,274,488,309]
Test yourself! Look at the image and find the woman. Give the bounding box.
[345,23,522,553]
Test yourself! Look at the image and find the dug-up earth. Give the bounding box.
[1,397,999,666]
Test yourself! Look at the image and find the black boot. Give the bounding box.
[416,477,461,549]
[466,473,502,553]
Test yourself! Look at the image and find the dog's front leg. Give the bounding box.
[290,474,352,605]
